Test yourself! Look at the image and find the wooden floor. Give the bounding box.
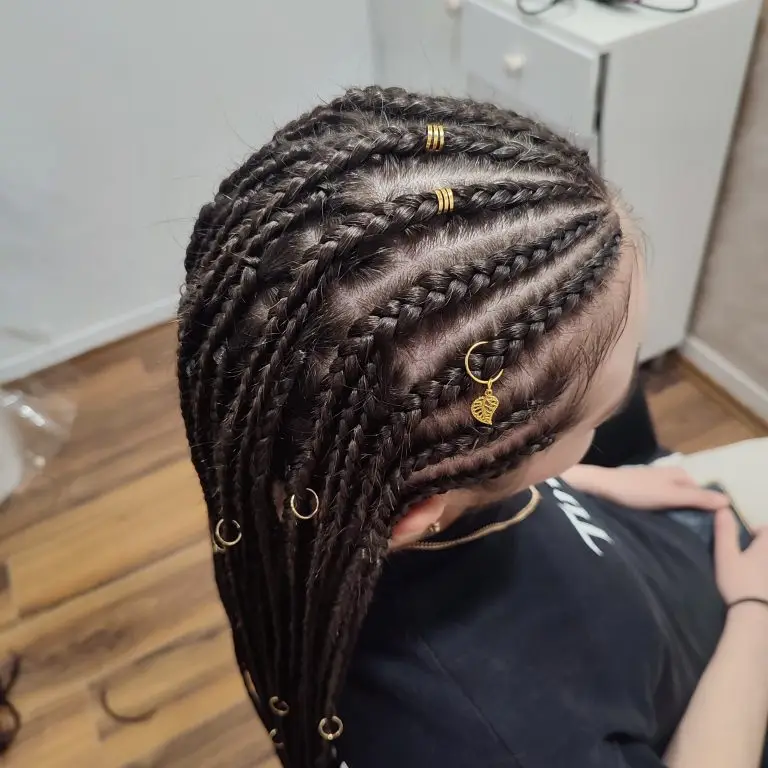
[0,324,765,767]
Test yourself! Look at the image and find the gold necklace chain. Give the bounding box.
[405,486,541,552]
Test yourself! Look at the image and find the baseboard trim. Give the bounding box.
[0,296,178,383]
[681,336,768,424]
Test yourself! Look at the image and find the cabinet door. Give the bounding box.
[461,0,599,141]
[369,0,464,95]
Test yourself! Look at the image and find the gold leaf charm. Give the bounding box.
[471,392,500,425]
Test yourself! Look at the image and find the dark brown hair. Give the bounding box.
[178,86,625,767]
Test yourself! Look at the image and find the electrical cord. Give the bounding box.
[516,0,567,15]
[633,0,698,11]
[516,0,698,14]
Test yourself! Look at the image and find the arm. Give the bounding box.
[663,604,768,768]
[561,464,728,511]
[664,510,768,768]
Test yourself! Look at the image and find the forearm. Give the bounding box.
[664,604,768,768]
[561,464,611,495]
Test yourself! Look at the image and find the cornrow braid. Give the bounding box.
[300,224,619,609]
[305,232,623,691]
[177,88,630,768]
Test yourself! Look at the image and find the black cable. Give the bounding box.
[519,0,698,12]
[634,0,698,12]
[517,0,567,15]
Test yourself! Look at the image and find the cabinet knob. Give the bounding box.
[444,0,462,15]
[503,53,527,75]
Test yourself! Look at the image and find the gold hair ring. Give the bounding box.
[465,341,504,426]
[318,715,344,741]
[269,696,290,716]
[243,670,259,701]
[269,728,284,748]
[214,518,242,548]
[289,488,320,521]
[434,187,454,214]
[426,123,445,152]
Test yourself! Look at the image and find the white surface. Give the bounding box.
[0,0,372,383]
[1,297,178,383]
[682,337,768,423]
[600,0,762,360]
[486,0,755,50]
[0,409,24,504]
[657,439,768,527]
[368,0,464,94]
[462,0,599,138]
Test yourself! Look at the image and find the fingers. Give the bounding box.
[714,508,739,572]
[666,485,730,511]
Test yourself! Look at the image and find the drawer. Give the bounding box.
[461,0,600,139]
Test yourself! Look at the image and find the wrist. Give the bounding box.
[726,601,768,655]
[728,599,768,625]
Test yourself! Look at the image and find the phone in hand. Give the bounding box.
[666,482,754,555]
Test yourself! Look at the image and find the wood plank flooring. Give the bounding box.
[0,324,765,767]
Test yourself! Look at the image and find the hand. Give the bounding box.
[715,510,768,606]
[562,465,729,511]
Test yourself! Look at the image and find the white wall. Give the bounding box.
[0,0,373,381]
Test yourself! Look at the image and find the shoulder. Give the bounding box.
[338,623,522,768]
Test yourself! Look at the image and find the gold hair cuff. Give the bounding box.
[289,488,320,521]
[465,341,503,425]
[214,519,242,548]
[269,696,290,716]
[426,123,445,152]
[318,715,344,741]
[434,187,454,214]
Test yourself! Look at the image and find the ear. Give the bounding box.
[391,495,447,548]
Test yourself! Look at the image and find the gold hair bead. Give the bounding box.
[318,714,344,741]
[465,341,504,425]
[289,488,320,521]
[426,123,445,152]
[269,696,290,716]
[434,187,454,214]
[213,518,242,548]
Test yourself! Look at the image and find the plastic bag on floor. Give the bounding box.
[0,387,75,505]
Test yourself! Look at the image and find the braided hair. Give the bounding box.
[177,86,627,767]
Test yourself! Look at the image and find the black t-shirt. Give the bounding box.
[337,477,728,768]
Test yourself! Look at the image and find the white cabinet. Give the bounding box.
[370,0,761,359]
[462,3,600,139]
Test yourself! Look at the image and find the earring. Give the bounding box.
[426,521,441,537]
[465,341,504,425]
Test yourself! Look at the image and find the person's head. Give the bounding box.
[178,86,645,766]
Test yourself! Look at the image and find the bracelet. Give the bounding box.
[728,597,768,612]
